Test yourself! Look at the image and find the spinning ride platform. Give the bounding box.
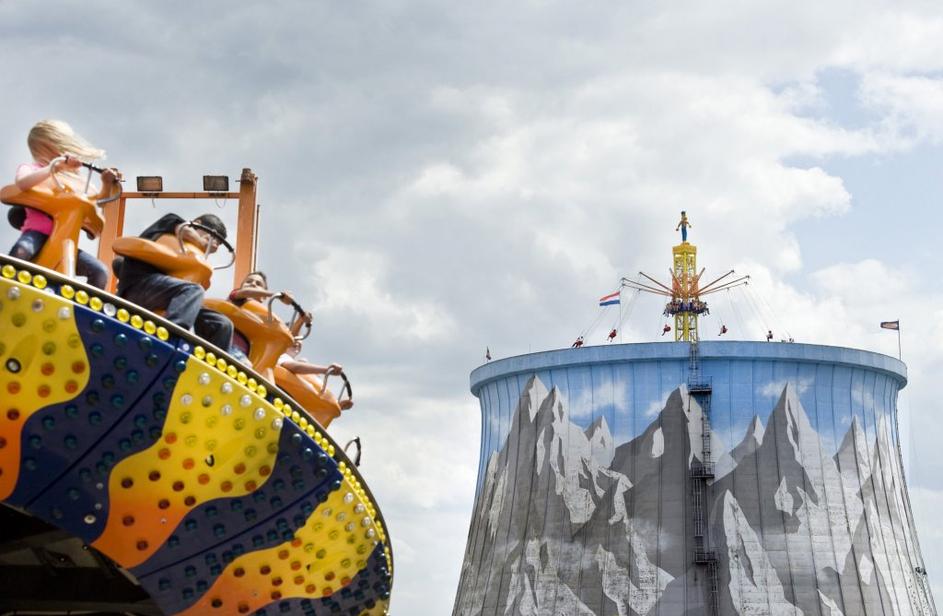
[0,255,393,615]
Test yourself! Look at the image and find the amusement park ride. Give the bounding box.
[0,165,391,614]
[621,212,749,342]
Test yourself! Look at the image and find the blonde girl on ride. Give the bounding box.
[9,120,117,289]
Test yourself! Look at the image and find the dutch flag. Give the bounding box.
[599,291,620,307]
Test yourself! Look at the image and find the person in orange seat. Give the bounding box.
[226,271,306,361]
[278,341,351,410]
[116,213,234,351]
[8,120,117,289]
[227,272,347,403]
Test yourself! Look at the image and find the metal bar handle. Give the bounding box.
[176,221,236,270]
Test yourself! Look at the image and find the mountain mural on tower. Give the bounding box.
[453,376,936,616]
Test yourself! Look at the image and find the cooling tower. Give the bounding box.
[453,341,936,616]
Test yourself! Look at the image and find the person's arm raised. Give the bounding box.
[230,287,276,302]
[91,168,121,200]
[280,360,342,376]
[15,156,81,191]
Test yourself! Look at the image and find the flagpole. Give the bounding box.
[882,321,903,360]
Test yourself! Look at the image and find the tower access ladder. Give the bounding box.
[688,341,719,615]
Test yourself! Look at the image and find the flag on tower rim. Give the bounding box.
[599,291,620,306]
[880,321,900,330]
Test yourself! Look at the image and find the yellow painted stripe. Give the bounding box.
[178,480,382,615]
[0,278,90,499]
[93,356,284,567]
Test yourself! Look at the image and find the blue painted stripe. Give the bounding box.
[8,304,177,515]
[135,422,344,612]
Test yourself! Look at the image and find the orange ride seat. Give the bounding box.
[1,182,104,276]
[272,365,346,429]
[111,233,213,290]
[204,297,349,428]
[202,298,294,382]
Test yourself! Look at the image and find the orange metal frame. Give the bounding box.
[97,168,259,292]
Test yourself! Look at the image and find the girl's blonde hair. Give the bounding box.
[27,119,105,164]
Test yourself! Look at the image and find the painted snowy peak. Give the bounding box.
[454,377,936,616]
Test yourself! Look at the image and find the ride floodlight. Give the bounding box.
[203,175,229,192]
[136,176,163,192]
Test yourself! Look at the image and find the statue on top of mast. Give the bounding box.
[675,210,692,243]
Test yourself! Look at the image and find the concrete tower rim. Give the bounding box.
[470,340,907,396]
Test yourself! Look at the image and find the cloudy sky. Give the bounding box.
[3,0,943,612]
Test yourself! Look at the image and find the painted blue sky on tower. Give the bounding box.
[472,344,901,488]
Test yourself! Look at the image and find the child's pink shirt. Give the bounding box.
[16,163,54,235]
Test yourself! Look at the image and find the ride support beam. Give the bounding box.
[234,168,260,286]
[96,169,259,291]
[120,192,240,199]
[97,185,126,292]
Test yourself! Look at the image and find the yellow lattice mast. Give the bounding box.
[622,211,748,342]
[672,241,700,341]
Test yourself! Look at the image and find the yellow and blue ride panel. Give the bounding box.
[0,257,392,616]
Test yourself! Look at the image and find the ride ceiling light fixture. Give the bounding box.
[202,175,229,192]
[136,176,163,193]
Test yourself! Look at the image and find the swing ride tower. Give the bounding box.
[670,241,701,341]
[622,231,747,343]
[453,213,937,616]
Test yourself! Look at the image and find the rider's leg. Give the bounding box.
[194,309,235,353]
[76,250,109,290]
[119,274,204,330]
[9,230,47,261]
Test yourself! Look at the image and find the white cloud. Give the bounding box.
[860,73,943,146]
[759,378,812,399]
[567,373,630,419]
[305,246,456,344]
[644,389,677,419]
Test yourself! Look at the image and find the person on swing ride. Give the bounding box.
[8,120,117,289]
[115,212,234,350]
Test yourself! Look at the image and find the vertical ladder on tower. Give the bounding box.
[688,341,719,615]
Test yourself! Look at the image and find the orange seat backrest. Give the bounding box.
[273,365,341,429]
[1,183,104,275]
[202,298,294,381]
[112,233,213,289]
